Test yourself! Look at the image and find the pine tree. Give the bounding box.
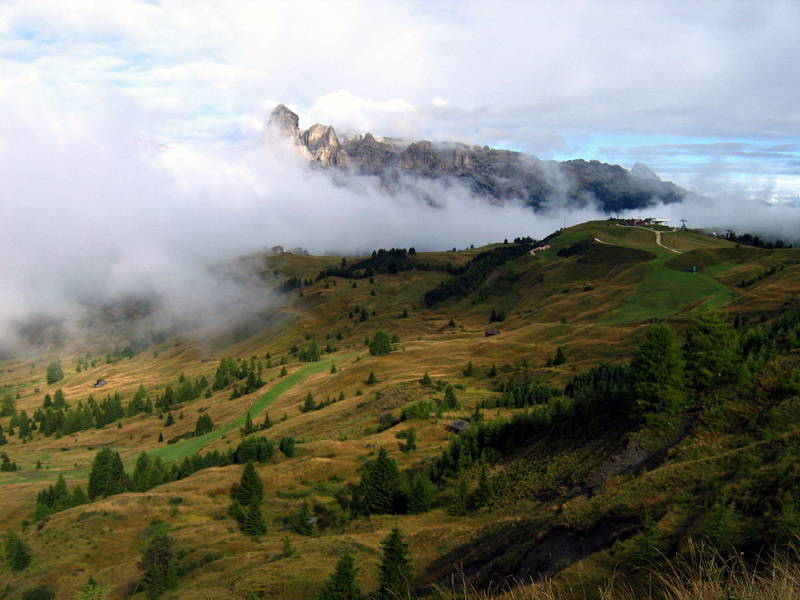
[78,575,107,600]
[262,412,273,429]
[4,532,31,571]
[369,330,392,356]
[628,322,686,421]
[553,347,566,366]
[195,413,214,436]
[71,485,88,507]
[468,464,494,510]
[463,361,474,376]
[316,549,361,600]
[280,366,288,377]
[164,412,174,427]
[243,411,256,434]
[367,371,378,384]
[684,309,736,393]
[377,527,413,600]
[293,501,314,536]
[140,533,178,599]
[403,429,417,452]
[88,448,128,499]
[406,473,433,514]
[237,462,264,506]
[281,535,294,558]
[420,372,432,386]
[46,360,64,385]
[631,513,661,567]
[0,394,15,416]
[441,385,460,410]
[280,436,296,457]
[357,447,399,515]
[303,392,316,413]
[243,502,268,536]
[330,363,337,374]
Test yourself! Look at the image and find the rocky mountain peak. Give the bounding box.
[266,104,687,213]
[268,104,301,140]
[631,162,661,181]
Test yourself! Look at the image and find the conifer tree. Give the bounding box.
[357,447,399,515]
[71,485,88,507]
[237,462,264,506]
[280,436,296,457]
[303,392,316,413]
[420,372,432,386]
[0,424,6,446]
[316,549,361,600]
[553,347,566,366]
[293,501,314,536]
[406,473,433,514]
[369,330,392,356]
[282,535,294,558]
[628,322,685,420]
[377,527,413,600]
[164,412,174,427]
[243,411,256,434]
[280,366,288,377]
[403,429,417,452]
[367,371,378,384]
[88,448,128,499]
[0,394,15,417]
[4,531,31,571]
[262,412,272,429]
[46,360,64,385]
[469,464,494,510]
[243,502,268,536]
[684,309,736,393]
[195,413,214,436]
[441,385,460,410]
[140,533,178,599]
[78,575,107,600]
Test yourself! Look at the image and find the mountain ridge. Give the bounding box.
[268,104,687,213]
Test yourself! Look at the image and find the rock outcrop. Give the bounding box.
[267,105,687,212]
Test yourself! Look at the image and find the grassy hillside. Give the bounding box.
[1,222,799,600]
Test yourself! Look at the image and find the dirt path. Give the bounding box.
[631,226,682,254]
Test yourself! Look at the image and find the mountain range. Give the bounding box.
[268,104,687,213]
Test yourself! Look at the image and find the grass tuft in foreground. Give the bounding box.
[430,540,800,600]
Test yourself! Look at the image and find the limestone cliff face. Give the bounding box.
[268,104,302,142]
[302,124,346,167]
[267,104,687,212]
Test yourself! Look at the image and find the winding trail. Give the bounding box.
[595,226,682,254]
[631,226,682,254]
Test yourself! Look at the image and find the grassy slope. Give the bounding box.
[0,225,798,599]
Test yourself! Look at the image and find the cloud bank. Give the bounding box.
[1,0,798,349]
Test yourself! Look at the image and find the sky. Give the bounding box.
[1,0,799,347]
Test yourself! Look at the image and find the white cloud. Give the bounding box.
[0,0,798,348]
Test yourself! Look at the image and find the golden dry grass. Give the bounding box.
[1,224,797,599]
